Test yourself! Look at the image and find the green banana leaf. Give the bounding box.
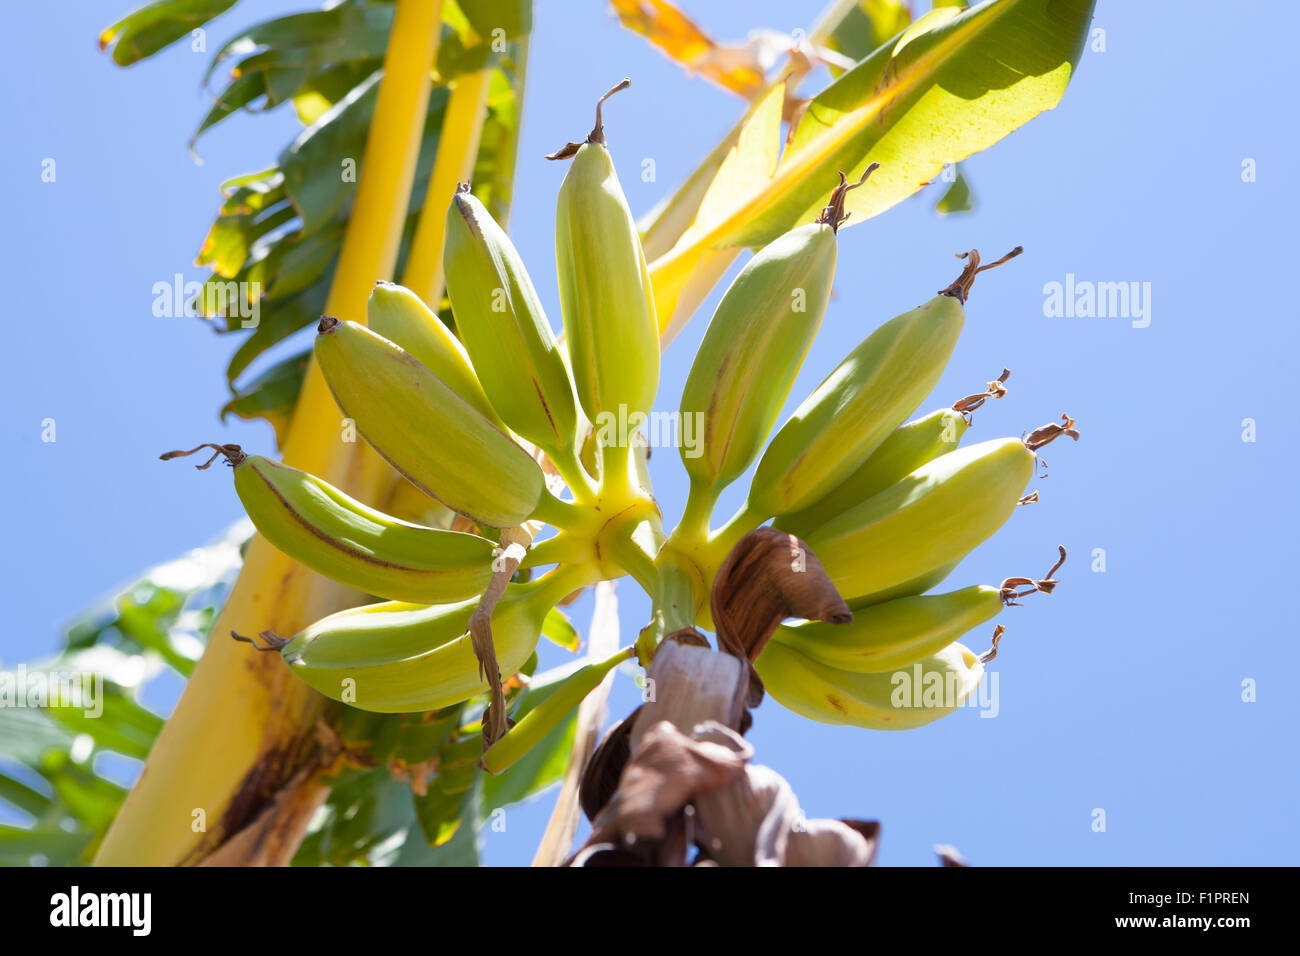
[102,0,530,437]
[99,0,239,66]
[648,0,1094,338]
[1,520,587,866]
[730,0,1095,247]
[935,162,975,214]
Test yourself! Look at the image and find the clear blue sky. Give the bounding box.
[2,1,1296,866]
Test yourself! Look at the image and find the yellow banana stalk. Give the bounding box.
[95,0,446,866]
[402,69,493,305]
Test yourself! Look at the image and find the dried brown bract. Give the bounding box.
[711,526,852,707]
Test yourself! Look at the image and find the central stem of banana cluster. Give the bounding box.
[527,436,661,590]
[654,493,768,631]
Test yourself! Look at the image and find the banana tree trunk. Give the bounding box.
[95,0,446,866]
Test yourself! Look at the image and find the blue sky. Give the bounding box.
[2,1,1296,866]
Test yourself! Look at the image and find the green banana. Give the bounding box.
[366,280,503,427]
[772,585,1004,673]
[553,79,660,426]
[444,184,579,456]
[314,316,547,528]
[776,406,968,538]
[803,437,1036,606]
[744,247,1023,522]
[756,639,984,730]
[267,566,590,714]
[678,221,838,513]
[480,646,634,774]
[162,444,496,604]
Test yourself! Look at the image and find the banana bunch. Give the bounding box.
[756,548,1065,729]
[239,567,590,714]
[657,240,1077,729]
[163,79,1081,759]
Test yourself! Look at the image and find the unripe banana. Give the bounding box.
[444,185,579,455]
[226,447,495,603]
[366,280,503,427]
[772,585,1003,673]
[271,568,586,714]
[756,639,984,730]
[802,437,1035,606]
[679,222,837,505]
[776,406,967,538]
[552,80,660,425]
[314,317,546,528]
[745,247,1022,521]
[480,646,634,774]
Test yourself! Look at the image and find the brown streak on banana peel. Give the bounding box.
[545,78,631,160]
[712,527,852,708]
[939,246,1023,304]
[815,164,879,233]
[471,525,535,749]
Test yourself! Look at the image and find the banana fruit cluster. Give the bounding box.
[663,240,1077,729]
[163,81,1081,762]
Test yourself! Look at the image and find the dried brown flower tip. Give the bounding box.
[939,245,1023,303]
[711,527,852,707]
[1024,413,1080,451]
[951,368,1011,423]
[159,442,245,469]
[815,164,879,232]
[979,624,1006,664]
[546,78,631,159]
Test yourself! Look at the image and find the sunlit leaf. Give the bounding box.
[99,0,238,66]
[648,0,1096,337]
[541,607,580,652]
[610,0,765,99]
[934,162,974,214]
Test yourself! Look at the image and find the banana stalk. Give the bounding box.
[95,0,446,865]
[403,69,493,306]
